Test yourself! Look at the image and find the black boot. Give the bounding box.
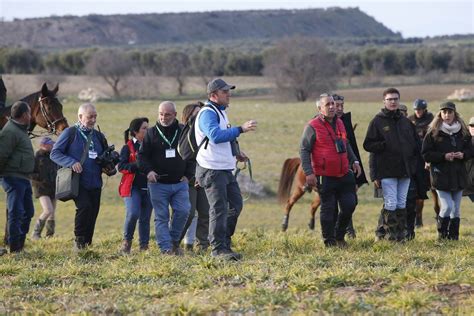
[448,217,460,240]
[9,240,23,253]
[382,209,399,241]
[74,236,87,251]
[437,216,450,240]
[31,219,46,240]
[346,219,356,239]
[45,220,55,238]
[396,208,407,242]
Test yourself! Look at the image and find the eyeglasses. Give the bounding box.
[469,124,474,127]
[384,98,399,102]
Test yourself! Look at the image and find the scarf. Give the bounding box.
[75,121,92,132]
[440,121,461,135]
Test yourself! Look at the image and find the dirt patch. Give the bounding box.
[432,283,473,297]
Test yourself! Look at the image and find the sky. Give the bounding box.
[0,0,472,38]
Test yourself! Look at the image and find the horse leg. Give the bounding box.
[415,199,424,228]
[308,193,320,230]
[282,188,305,232]
[431,189,440,217]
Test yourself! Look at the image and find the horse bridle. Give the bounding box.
[38,96,67,135]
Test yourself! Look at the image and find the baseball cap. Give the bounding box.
[40,137,55,146]
[439,102,456,111]
[207,78,236,94]
[469,116,474,126]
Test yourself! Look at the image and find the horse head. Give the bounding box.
[36,83,69,134]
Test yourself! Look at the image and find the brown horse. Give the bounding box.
[0,83,69,135]
[277,157,321,231]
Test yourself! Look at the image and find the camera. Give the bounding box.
[96,145,120,176]
[334,139,346,153]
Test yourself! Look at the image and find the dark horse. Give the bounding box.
[1,81,68,245]
[277,157,321,232]
[0,83,69,134]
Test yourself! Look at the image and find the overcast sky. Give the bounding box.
[0,0,472,38]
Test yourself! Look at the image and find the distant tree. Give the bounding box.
[85,49,135,98]
[398,49,417,75]
[3,48,42,74]
[337,52,362,86]
[162,50,191,96]
[191,48,215,85]
[263,37,340,102]
[450,48,474,73]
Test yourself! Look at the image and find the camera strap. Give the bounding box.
[79,134,93,166]
[320,117,341,143]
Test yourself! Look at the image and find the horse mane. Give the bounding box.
[277,157,302,204]
[20,90,41,105]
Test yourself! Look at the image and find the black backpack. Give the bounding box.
[177,104,220,161]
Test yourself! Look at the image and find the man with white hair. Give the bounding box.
[51,103,113,250]
[300,93,361,247]
[138,101,193,255]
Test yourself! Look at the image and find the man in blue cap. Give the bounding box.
[195,78,257,260]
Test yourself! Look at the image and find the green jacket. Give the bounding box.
[0,119,34,179]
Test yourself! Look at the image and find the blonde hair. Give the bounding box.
[427,110,470,139]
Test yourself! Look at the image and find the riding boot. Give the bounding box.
[31,219,46,241]
[382,209,399,241]
[375,208,386,241]
[396,208,407,242]
[437,216,450,240]
[45,220,55,238]
[346,219,356,239]
[447,217,460,240]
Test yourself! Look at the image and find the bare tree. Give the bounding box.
[162,50,191,96]
[85,49,134,98]
[264,37,340,102]
[191,48,215,86]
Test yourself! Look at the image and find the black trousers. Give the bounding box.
[179,185,210,248]
[319,173,356,245]
[73,186,101,245]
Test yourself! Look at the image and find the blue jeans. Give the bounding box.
[381,177,411,211]
[2,176,35,244]
[123,188,153,247]
[196,166,243,253]
[436,190,462,218]
[148,181,190,252]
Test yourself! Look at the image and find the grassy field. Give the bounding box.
[0,92,473,313]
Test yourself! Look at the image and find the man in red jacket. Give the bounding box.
[300,93,361,247]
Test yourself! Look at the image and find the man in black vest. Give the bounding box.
[333,94,368,238]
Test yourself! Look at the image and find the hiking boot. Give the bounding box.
[336,240,348,248]
[447,217,460,240]
[121,240,132,254]
[31,219,46,241]
[211,249,241,261]
[171,243,184,256]
[9,240,23,253]
[74,236,87,252]
[45,220,55,238]
[437,216,450,240]
[139,244,149,251]
[346,220,356,239]
[184,243,194,252]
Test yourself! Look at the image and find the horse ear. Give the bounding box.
[41,83,49,96]
[52,83,59,95]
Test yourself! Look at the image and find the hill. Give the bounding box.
[0,7,398,49]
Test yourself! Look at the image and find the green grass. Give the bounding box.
[0,96,473,313]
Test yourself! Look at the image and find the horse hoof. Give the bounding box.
[308,219,315,230]
[281,224,288,232]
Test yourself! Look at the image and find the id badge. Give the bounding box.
[89,150,98,159]
[165,149,176,158]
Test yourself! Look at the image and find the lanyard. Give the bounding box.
[156,126,178,148]
[78,128,95,150]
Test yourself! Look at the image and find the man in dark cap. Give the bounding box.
[194,78,257,261]
[408,98,434,227]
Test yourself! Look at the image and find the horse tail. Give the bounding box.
[277,157,302,204]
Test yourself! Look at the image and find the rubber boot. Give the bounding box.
[447,217,460,240]
[396,208,407,242]
[45,220,55,238]
[383,209,399,241]
[437,216,450,240]
[31,219,46,241]
[375,208,386,241]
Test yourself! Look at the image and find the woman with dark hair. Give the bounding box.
[422,102,472,240]
[179,102,210,251]
[118,117,152,253]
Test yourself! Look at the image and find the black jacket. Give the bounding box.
[364,108,419,179]
[340,112,368,186]
[118,140,148,190]
[464,137,474,196]
[408,112,434,140]
[422,129,472,191]
[138,119,194,184]
[31,149,57,198]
